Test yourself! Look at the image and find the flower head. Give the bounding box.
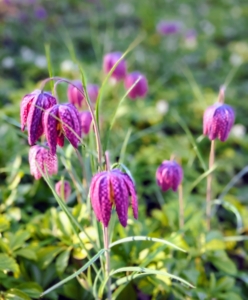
[156,20,182,35]
[29,145,58,180]
[103,52,127,81]
[87,84,99,103]
[90,169,138,227]
[124,71,148,100]
[156,160,183,192]
[55,180,71,201]
[67,80,84,108]
[80,111,92,135]
[20,89,57,145]
[44,103,82,155]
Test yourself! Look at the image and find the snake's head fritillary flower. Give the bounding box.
[67,80,84,108]
[55,180,71,201]
[103,52,127,81]
[156,20,182,35]
[29,145,58,180]
[80,111,92,135]
[20,89,57,146]
[90,169,138,227]
[87,84,99,104]
[44,103,82,155]
[124,71,148,100]
[156,160,183,192]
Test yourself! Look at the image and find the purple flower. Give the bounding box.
[34,6,47,19]
[156,20,182,35]
[29,145,58,180]
[156,160,183,192]
[203,103,235,142]
[87,83,99,103]
[80,111,92,135]
[20,90,57,146]
[90,169,138,227]
[67,80,85,108]
[124,71,148,100]
[55,180,71,201]
[44,103,82,155]
[103,52,127,81]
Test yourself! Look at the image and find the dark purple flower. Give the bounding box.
[80,111,92,135]
[124,71,148,100]
[35,6,47,19]
[29,145,58,180]
[20,90,57,146]
[203,103,235,142]
[87,83,99,103]
[156,160,183,192]
[67,80,85,108]
[156,20,182,35]
[55,180,71,201]
[103,52,127,81]
[44,103,82,155]
[90,169,138,227]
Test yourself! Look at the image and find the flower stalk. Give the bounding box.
[206,139,215,230]
[178,184,184,230]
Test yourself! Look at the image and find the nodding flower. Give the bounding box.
[44,103,82,155]
[67,80,85,108]
[20,89,57,145]
[103,52,127,81]
[29,145,58,180]
[203,88,235,142]
[124,71,148,100]
[156,160,183,192]
[87,83,99,104]
[55,180,71,201]
[90,169,138,227]
[80,111,92,135]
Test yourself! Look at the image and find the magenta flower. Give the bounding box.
[55,180,71,201]
[156,160,183,192]
[124,71,148,100]
[90,169,138,227]
[29,145,58,180]
[80,111,92,135]
[67,80,84,108]
[103,52,127,81]
[44,103,82,155]
[20,90,57,145]
[203,103,235,142]
[87,83,99,103]
[156,20,182,35]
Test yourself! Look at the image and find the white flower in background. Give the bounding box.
[231,124,246,138]
[2,57,15,69]
[34,55,47,69]
[156,100,169,115]
[60,60,77,73]
[229,53,243,67]
[20,46,35,62]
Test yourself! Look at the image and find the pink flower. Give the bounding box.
[156,20,182,35]
[20,90,57,145]
[80,111,92,135]
[29,145,58,180]
[55,180,71,201]
[156,160,183,192]
[124,71,148,100]
[90,169,138,227]
[67,80,84,108]
[87,84,99,103]
[203,103,235,142]
[103,52,127,81]
[44,103,82,155]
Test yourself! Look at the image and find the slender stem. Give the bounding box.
[178,184,184,230]
[206,140,215,230]
[105,151,110,171]
[103,226,111,300]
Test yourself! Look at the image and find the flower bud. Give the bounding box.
[103,52,127,81]
[67,80,84,108]
[55,180,71,201]
[87,84,99,103]
[80,111,92,135]
[124,71,148,100]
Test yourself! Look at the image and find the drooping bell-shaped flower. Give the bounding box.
[203,88,235,142]
[20,89,57,145]
[90,169,138,227]
[124,71,148,100]
[103,52,127,81]
[29,145,58,180]
[55,180,71,201]
[67,80,84,108]
[80,111,92,135]
[44,103,82,155]
[156,160,183,192]
[87,83,99,104]
[156,20,182,35]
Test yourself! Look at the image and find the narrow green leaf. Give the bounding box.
[56,248,71,275]
[17,283,43,299]
[5,289,31,300]
[15,248,37,261]
[0,254,19,275]
[0,215,10,232]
